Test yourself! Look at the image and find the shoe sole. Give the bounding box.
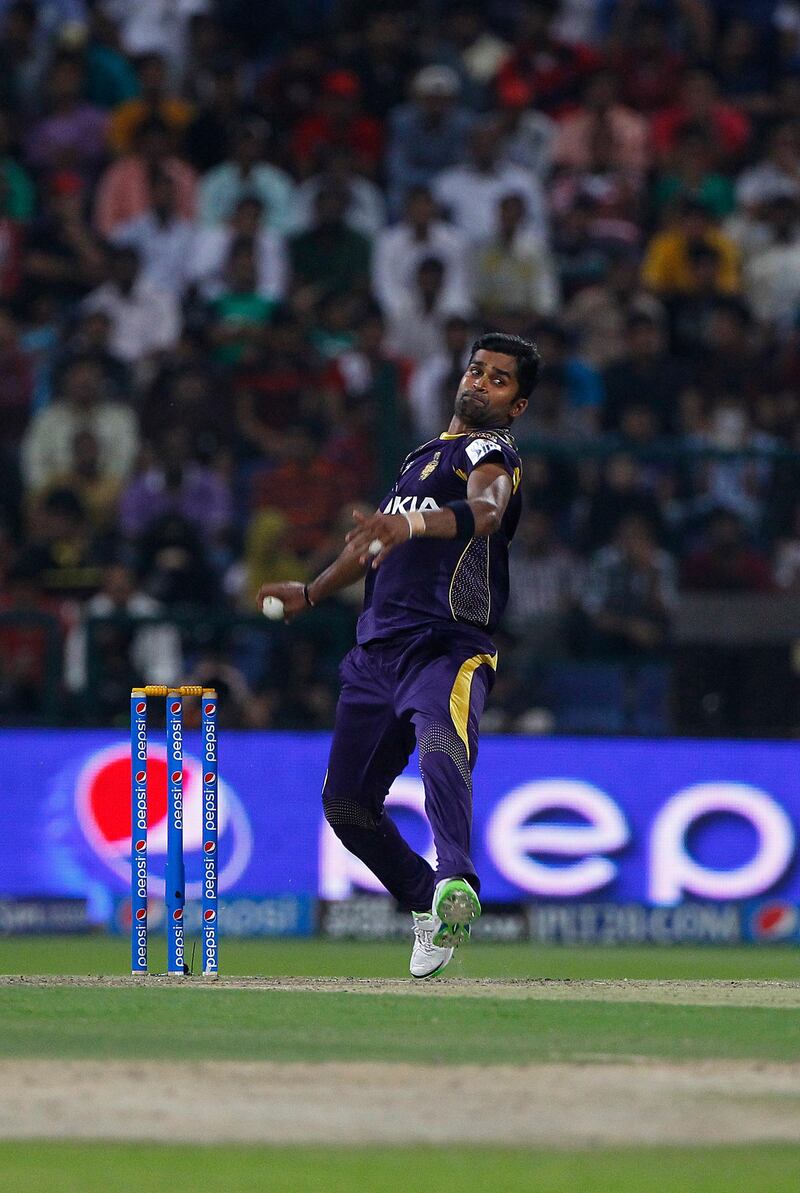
[433,880,481,948]
[410,954,452,980]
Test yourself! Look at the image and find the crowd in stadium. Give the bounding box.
[3,0,800,730]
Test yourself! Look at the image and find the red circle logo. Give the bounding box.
[135,908,147,921]
[203,841,216,853]
[134,839,146,851]
[135,770,146,783]
[204,703,215,715]
[136,702,146,714]
[170,701,181,714]
[172,908,183,921]
[171,770,182,783]
[203,909,216,922]
[204,772,215,783]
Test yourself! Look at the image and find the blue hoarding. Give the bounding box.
[2,730,799,923]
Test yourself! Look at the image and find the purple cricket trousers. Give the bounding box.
[322,627,497,912]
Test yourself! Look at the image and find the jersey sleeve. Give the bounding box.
[458,434,521,490]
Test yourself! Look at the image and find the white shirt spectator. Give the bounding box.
[199,162,296,234]
[372,220,471,318]
[82,278,181,362]
[433,162,549,243]
[101,0,208,73]
[293,174,386,237]
[385,293,467,365]
[112,212,197,295]
[735,161,800,209]
[65,589,183,693]
[188,226,288,300]
[743,239,800,328]
[472,226,560,316]
[21,400,138,493]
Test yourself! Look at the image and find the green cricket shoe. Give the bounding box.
[432,877,481,948]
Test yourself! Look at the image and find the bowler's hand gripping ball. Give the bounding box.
[368,539,383,556]
[261,595,285,620]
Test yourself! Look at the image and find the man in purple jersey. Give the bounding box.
[258,332,540,977]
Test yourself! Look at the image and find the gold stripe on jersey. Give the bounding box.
[449,652,498,759]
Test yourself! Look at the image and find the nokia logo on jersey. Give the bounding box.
[383,496,441,515]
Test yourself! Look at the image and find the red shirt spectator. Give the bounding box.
[652,70,750,164]
[291,71,383,177]
[495,8,601,117]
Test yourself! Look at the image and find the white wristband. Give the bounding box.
[400,510,426,539]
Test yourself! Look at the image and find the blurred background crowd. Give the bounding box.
[4,0,800,734]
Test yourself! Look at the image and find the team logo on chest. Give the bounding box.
[419,451,441,481]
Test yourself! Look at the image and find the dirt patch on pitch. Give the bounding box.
[0,1058,799,1146]
[3,975,800,1008]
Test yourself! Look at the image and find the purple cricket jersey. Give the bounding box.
[357,428,522,647]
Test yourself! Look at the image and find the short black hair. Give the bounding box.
[469,332,541,400]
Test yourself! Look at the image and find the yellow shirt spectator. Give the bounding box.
[642,198,740,295]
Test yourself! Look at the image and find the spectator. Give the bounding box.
[0,558,62,719]
[652,128,736,221]
[683,508,774,591]
[384,256,467,365]
[20,486,106,602]
[23,171,106,309]
[347,11,419,118]
[0,109,35,221]
[112,168,197,295]
[207,237,275,366]
[473,193,560,319]
[190,194,287,302]
[64,561,183,700]
[136,511,219,606]
[25,52,108,180]
[288,186,371,299]
[103,0,208,77]
[293,146,386,238]
[107,52,194,155]
[94,116,197,238]
[119,427,232,543]
[562,248,664,369]
[742,196,800,328]
[372,184,469,320]
[651,68,751,166]
[609,9,685,114]
[735,121,800,211]
[506,509,583,654]
[408,314,473,441]
[532,319,603,422]
[33,426,123,533]
[291,69,383,179]
[579,514,677,657]
[602,312,690,434]
[252,426,343,556]
[495,76,555,180]
[552,69,650,173]
[496,3,601,116]
[434,119,549,244]
[386,64,474,215]
[642,197,740,297]
[184,63,259,173]
[82,243,181,366]
[580,454,666,552]
[20,354,138,493]
[199,121,295,234]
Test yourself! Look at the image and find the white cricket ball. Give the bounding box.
[368,539,383,556]
[261,595,285,620]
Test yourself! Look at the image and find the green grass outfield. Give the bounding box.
[2,935,800,1192]
[2,1142,799,1193]
[5,931,800,980]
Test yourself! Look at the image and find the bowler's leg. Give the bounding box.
[400,649,496,897]
[322,646,436,911]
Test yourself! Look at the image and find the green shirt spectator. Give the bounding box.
[289,187,371,297]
